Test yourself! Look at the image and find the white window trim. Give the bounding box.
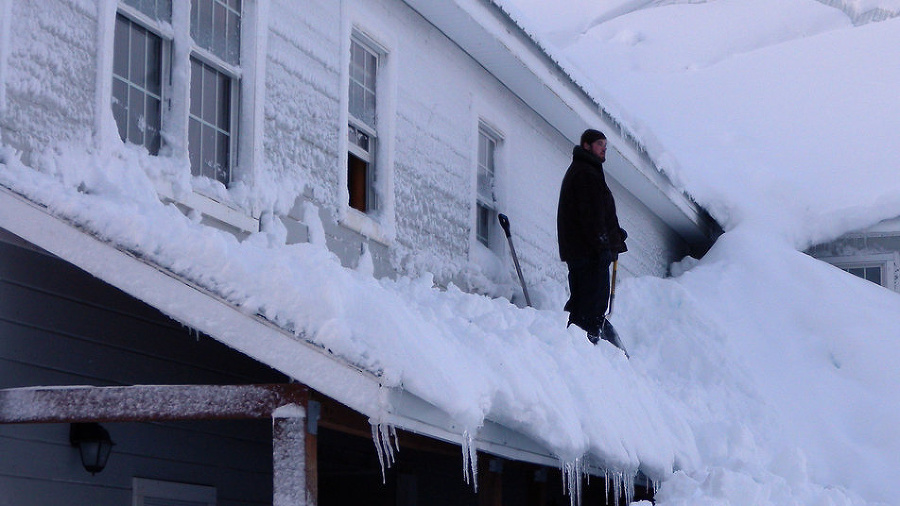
[102,1,264,235]
[133,478,216,506]
[338,6,397,246]
[820,252,899,291]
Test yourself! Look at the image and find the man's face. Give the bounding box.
[588,139,607,162]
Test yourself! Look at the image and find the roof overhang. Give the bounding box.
[402,0,720,248]
[0,185,563,468]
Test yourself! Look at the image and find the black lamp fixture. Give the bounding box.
[69,422,115,475]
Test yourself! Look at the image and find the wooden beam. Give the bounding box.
[0,384,307,423]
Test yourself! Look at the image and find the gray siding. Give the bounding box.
[0,235,287,505]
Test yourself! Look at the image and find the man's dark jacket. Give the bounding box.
[557,146,626,262]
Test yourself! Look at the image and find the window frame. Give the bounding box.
[108,0,261,234]
[338,20,396,245]
[475,122,503,251]
[112,4,172,156]
[347,33,381,215]
[820,252,898,291]
[187,0,243,187]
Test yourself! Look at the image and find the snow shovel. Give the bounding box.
[498,214,532,307]
[603,259,628,357]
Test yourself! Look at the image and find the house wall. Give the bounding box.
[263,0,689,302]
[807,233,900,292]
[0,0,692,308]
[0,234,288,505]
[0,0,98,158]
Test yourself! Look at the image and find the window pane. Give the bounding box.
[216,131,230,184]
[365,52,377,90]
[349,82,363,121]
[865,267,882,284]
[195,0,214,50]
[213,1,227,59]
[363,90,376,126]
[217,73,230,130]
[201,123,216,179]
[189,118,202,176]
[349,39,377,128]
[477,203,490,246]
[190,0,199,38]
[226,10,241,65]
[146,95,162,155]
[112,78,129,142]
[130,27,147,87]
[128,85,145,146]
[123,0,172,22]
[190,58,202,117]
[112,15,164,154]
[146,34,162,95]
[191,0,241,64]
[113,16,130,79]
[847,267,864,278]
[202,64,217,124]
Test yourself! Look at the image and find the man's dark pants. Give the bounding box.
[564,250,613,336]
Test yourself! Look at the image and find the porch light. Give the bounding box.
[69,422,115,475]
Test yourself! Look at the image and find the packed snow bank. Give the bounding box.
[622,228,900,503]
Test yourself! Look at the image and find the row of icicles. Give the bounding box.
[371,422,656,506]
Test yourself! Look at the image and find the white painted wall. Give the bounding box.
[0,0,692,308]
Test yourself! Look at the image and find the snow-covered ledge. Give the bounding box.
[155,179,260,236]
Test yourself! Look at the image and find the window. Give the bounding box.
[188,0,241,185]
[112,0,242,187]
[476,124,500,248]
[347,36,379,214]
[844,265,883,285]
[133,478,216,506]
[112,13,164,155]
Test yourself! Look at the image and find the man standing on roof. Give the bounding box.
[557,129,628,350]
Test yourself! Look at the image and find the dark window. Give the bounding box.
[188,58,232,185]
[112,14,163,155]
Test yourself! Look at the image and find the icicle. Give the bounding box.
[370,422,399,484]
[625,472,635,505]
[561,458,584,506]
[461,430,479,491]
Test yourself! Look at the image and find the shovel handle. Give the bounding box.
[608,259,618,315]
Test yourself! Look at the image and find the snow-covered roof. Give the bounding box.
[403,0,718,247]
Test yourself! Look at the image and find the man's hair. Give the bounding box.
[580,129,606,147]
